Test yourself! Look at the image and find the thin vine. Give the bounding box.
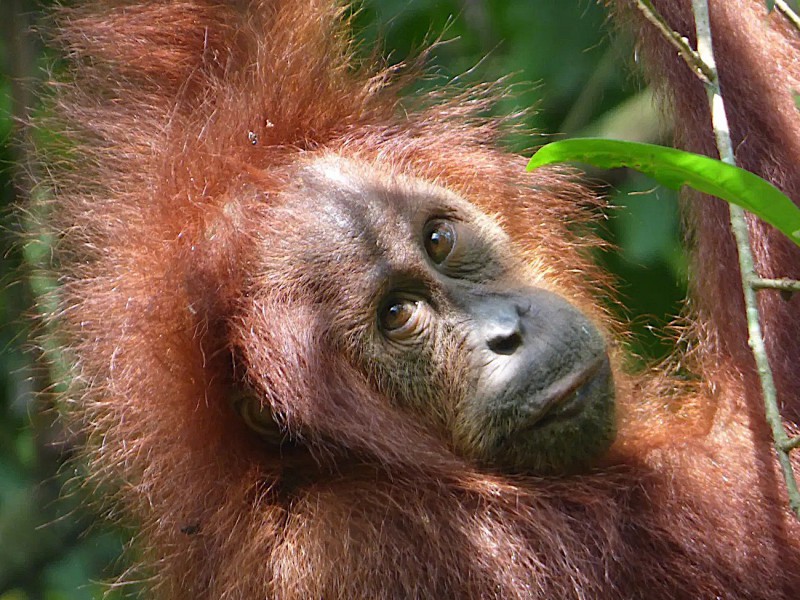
[639,0,800,519]
[776,0,800,33]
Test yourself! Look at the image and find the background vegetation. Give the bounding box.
[0,0,684,597]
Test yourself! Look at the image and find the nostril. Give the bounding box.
[516,301,532,317]
[487,330,523,356]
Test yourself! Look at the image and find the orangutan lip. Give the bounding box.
[526,356,607,427]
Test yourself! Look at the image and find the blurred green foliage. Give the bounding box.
[0,0,685,596]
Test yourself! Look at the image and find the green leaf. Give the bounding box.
[766,0,776,12]
[527,138,800,247]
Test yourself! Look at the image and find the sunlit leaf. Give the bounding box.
[527,138,800,247]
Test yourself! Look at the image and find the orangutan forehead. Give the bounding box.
[302,155,456,218]
[293,155,507,244]
[266,158,434,297]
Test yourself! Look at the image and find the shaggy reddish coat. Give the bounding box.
[37,0,800,597]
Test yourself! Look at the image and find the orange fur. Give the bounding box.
[36,0,800,597]
[614,0,800,420]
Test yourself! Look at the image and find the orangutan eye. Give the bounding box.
[380,298,417,331]
[379,297,425,339]
[231,393,285,445]
[423,220,457,264]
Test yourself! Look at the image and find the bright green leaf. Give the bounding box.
[527,138,800,247]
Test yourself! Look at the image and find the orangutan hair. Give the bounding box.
[32,0,800,597]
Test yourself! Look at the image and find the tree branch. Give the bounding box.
[690,0,800,519]
[776,0,800,33]
[633,0,715,82]
[751,277,800,294]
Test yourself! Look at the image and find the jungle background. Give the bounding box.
[0,0,685,597]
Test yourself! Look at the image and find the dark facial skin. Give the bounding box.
[241,156,616,474]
